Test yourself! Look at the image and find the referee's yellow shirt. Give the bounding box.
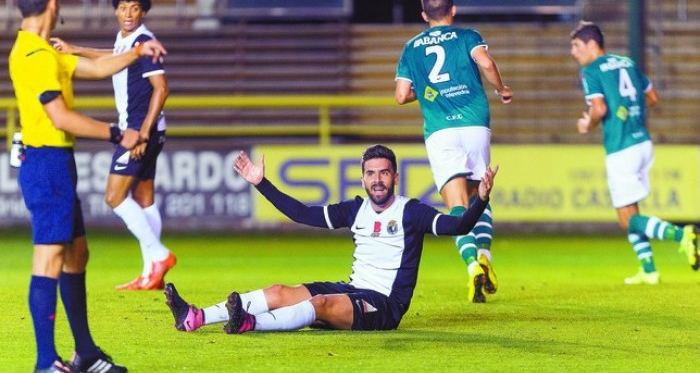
[9,30,79,148]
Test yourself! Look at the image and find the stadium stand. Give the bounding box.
[1,0,699,144]
[0,22,353,135]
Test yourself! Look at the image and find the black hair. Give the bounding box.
[422,0,454,21]
[17,0,50,18]
[361,144,397,173]
[570,21,605,49]
[112,0,151,12]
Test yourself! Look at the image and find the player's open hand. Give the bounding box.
[233,151,264,186]
[478,165,499,201]
[138,40,168,63]
[120,128,139,150]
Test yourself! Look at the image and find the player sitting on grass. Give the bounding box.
[165,144,497,333]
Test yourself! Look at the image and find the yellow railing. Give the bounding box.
[1,95,420,148]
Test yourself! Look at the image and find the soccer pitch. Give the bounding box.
[2,230,698,372]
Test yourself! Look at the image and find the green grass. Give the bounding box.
[2,229,699,372]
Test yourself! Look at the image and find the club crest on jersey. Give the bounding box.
[387,220,398,235]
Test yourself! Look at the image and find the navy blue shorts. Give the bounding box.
[19,147,86,245]
[304,282,407,331]
[109,130,165,179]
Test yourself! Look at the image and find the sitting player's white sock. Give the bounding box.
[240,289,269,315]
[203,289,269,325]
[203,301,229,325]
[254,300,316,331]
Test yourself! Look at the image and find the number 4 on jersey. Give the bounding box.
[618,68,637,102]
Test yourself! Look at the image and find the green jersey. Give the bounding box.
[579,54,651,154]
[396,26,490,139]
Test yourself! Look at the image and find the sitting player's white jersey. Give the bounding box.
[112,24,166,132]
[324,195,441,306]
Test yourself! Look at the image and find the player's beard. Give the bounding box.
[365,181,395,207]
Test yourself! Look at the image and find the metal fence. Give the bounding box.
[0,95,416,149]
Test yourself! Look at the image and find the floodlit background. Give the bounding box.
[1,2,699,372]
[1,0,698,231]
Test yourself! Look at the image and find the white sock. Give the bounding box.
[138,243,151,278]
[202,289,270,325]
[254,300,316,331]
[477,248,492,262]
[113,197,170,267]
[142,203,165,274]
[240,289,269,315]
[203,301,229,325]
[142,204,162,239]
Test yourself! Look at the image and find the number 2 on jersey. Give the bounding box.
[425,45,450,84]
[618,68,637,102]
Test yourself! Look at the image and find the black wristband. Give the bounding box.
[109,123,123,144]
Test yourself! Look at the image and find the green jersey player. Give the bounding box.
[571,21,698,284]
[395,0,512,303]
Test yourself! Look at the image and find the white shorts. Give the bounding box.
[425,126,491,191]
[606,140,653,208]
